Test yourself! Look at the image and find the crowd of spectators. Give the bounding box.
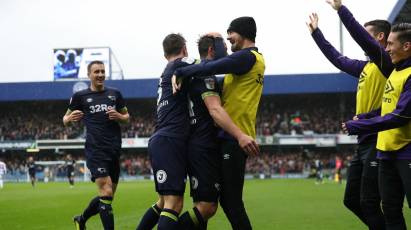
[245,150,351,175]
[0,94,356,141]
[256,94,355,135]
[2,149,352,179]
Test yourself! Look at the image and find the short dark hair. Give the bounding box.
[162,33,186,57]
[197,35,215,59]
[364,20,391,41]
[391,23,411,44]
[87,60,104,74]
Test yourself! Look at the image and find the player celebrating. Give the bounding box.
[178,33,259,229]
[65,154,76,188]
[136,33,197,230]
[172,16,264,230]
[306,0,392,228]
[343,23,411,230]
[63,60,129,230]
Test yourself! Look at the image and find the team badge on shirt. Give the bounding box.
[204,78,215,90]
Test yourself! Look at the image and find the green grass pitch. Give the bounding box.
[0,179,410,229]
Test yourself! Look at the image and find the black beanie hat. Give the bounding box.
[227,16,256,42]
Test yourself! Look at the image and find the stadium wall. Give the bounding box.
[0,73,357,101]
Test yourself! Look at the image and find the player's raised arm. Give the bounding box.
[327,0,393,78]
[326,0,342,10]
[307,12,367,77]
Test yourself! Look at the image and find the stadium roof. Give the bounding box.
[389,0,411,23]
[0,73,358,101]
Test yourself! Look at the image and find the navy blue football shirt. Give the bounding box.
[154,57,196,138]
[68,87,126,151]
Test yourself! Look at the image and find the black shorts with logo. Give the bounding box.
[86,149,120,183]
[149,135,188,196]
[187,142,221,203]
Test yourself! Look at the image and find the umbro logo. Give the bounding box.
[370,161,378,167]
[97,168,106,173]
[256,74,264,85]
[223,154,230,160]
[408,163,411,168]
[385,80,394,94]
[108,95,116,101]
[86,98,93,103]
[359,72,366,83]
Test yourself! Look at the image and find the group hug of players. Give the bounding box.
[62,0,411,229]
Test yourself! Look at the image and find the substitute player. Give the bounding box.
[173,16,264,230]
[179,34,258,230]
[343,23,411,230]
[306,0,392,227]
[63,60,129,230]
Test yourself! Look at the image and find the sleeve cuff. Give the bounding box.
[201,91,220,100]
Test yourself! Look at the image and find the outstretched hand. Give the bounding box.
[306,13,319,34]
[326,0,342,11]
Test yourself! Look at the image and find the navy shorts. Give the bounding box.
[149,135,188,196]
[29,170,36,178]
[188,142,221,203]
[86,149,120,184]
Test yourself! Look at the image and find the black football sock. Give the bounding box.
[179,207,207,230]
[157,208,179,230]
[136,204,162,230]
[81,196,100,222]
[99,196,114,230]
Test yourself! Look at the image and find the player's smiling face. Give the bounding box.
[88,63,106,89]
[227,31,244,52]
[386,32,410,64]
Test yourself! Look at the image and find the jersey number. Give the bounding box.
[89,104,115,113]
[157,78,163,105]
[188,95,195,117]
